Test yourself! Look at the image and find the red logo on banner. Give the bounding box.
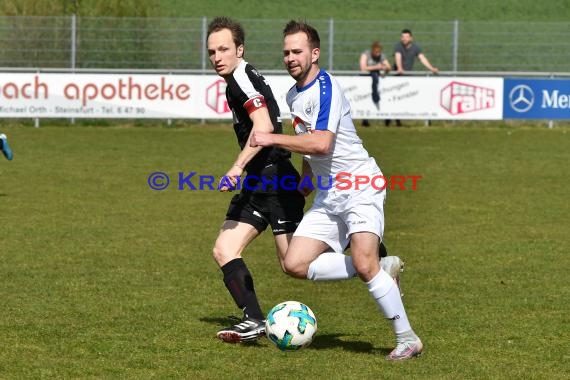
[440,81,495,115]
[206,79,230,114]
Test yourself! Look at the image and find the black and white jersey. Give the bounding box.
[225,60,291,174]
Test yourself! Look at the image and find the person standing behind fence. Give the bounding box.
[359,41,391,127]
[393,28,438,75]
[387,28,439,127]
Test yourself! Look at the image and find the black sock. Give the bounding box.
[221,258,264,320]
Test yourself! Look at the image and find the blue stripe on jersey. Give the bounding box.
[315,70,332,131]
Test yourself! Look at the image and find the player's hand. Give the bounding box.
[298,174,314,197]
[298,185,313,197]
[219,165,242,192]
[250,131,272,147]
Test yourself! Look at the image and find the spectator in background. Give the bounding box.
[359,41,391,127]
[393,28,438,75]
[1,133,13,160]
[388,28,439,127]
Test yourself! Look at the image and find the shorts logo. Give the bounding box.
[277,219,292,224]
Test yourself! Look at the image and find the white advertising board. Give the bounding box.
[0,73,218,119]
[377,76,503,120]
[0,73,503,120]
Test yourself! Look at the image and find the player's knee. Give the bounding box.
[352,259,377,280]
[212,245,236,266]
[283,258,308,279]
[212,245,223,263]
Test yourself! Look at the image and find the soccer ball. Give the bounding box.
[265,301,317,351]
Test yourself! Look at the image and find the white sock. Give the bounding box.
[395,329,419,344]
[367,269,412,334]
[307,251,357,281]
[306,251,401,281]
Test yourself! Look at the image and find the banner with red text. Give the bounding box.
[350,76,504,120]
[0,73,502,120]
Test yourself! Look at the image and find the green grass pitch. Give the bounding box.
[0,123,568,378]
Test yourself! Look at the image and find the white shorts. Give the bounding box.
[294,187,386,253]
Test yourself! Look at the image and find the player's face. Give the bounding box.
[283,32,320,85]
[207,28,244,77]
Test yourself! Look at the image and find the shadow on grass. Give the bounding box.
[200,315,242,327]
[200,316,391,354]
[308,333,391,355]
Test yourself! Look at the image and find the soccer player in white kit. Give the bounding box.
[250,20,423,360]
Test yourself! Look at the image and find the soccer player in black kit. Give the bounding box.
[206,17,305,343]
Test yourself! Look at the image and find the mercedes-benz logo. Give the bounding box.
[509,85,534,113]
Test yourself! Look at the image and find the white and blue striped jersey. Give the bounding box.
[286,69,381,198]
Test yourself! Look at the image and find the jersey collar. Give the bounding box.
[296,69,326,92]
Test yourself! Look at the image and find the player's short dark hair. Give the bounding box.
[401,28,413,36]
[207,16,245,47]
[283,20,320,49]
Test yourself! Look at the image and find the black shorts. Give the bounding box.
[226,190,305,235]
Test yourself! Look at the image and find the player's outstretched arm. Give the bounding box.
[219,106,274,192]
[250,129,333,156]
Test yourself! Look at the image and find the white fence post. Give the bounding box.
[201,17,207,71]
[70,14,77,125]
[34,69,40,128]
[71,14,76,70]
[328,18,334,71]
[452,20,459,72]
[548,73,555,128]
